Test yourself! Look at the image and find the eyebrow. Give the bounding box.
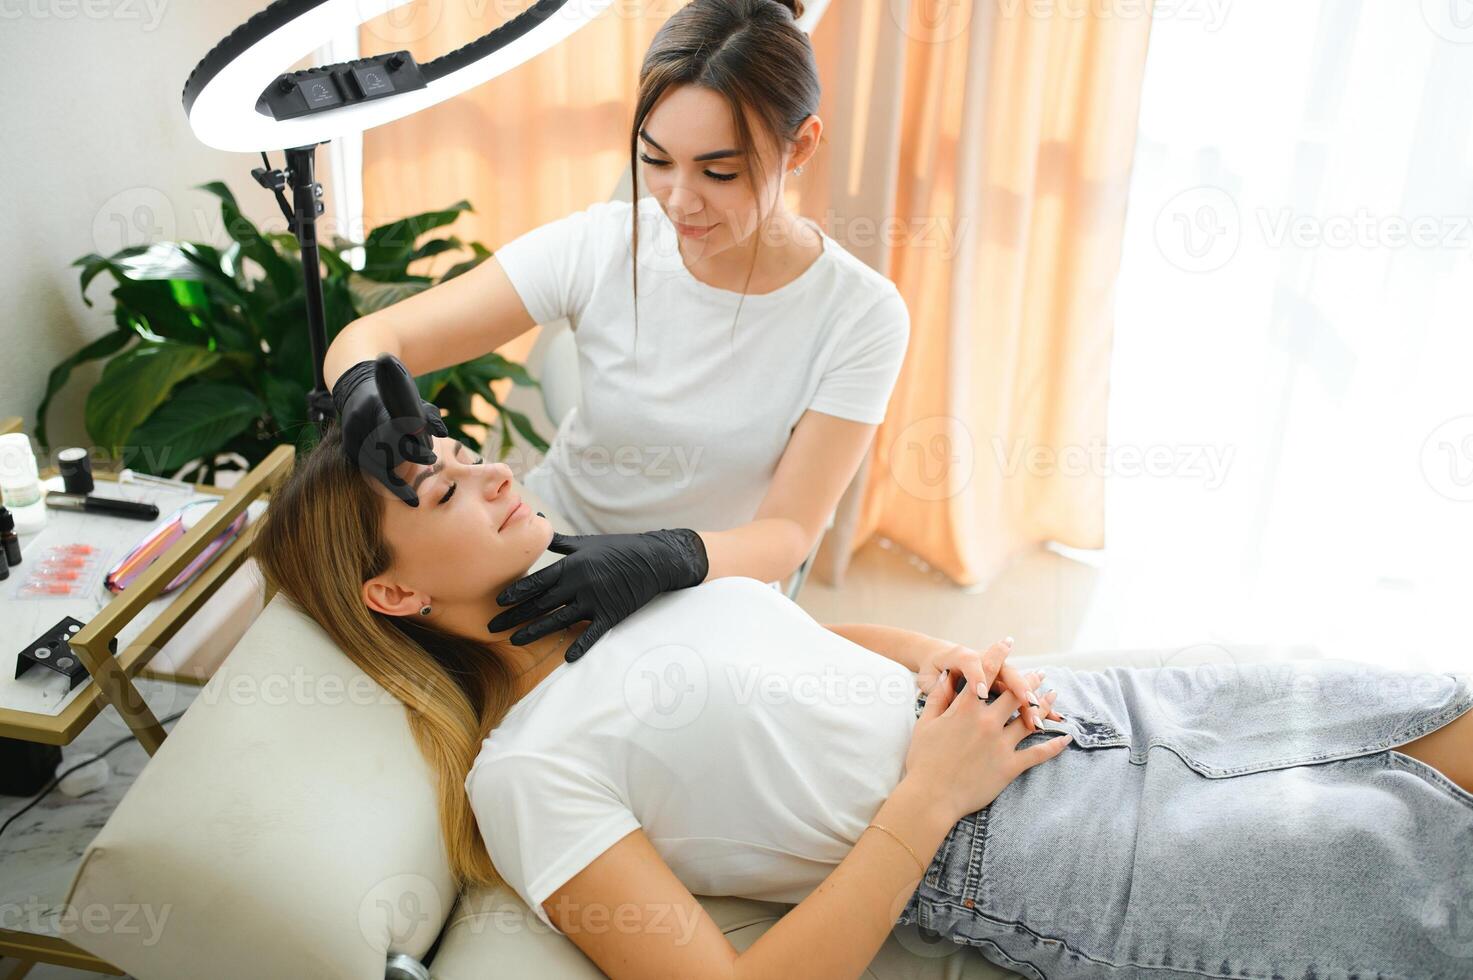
[409,442,471,494]
[410,460,443,494]
[639,129,738,162]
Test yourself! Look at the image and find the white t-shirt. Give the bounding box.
[464,576,919,934]
[494,196,911,534]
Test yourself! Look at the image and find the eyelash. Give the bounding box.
[437,446,485,505]
[639,152,738,182]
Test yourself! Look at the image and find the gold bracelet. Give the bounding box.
[865,822,927,876]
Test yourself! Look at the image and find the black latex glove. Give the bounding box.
[332,354,448,507]
[487,528,709,662]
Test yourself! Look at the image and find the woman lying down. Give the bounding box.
[253,426,1473,980]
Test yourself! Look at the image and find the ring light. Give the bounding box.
[183,0,613,153]
[181,0,614,428]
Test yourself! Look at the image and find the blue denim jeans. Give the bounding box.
[896,658,1473,979]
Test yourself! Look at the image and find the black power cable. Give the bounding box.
[0,709,187,843]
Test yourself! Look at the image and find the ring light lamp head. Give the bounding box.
[183,0,614,152]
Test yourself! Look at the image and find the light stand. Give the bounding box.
[250,143,337,428]
[182,0,617,431]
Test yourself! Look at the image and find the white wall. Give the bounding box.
[0,0,331,452]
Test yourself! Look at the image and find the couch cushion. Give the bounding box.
[428,882,1025,979]
[63,592,460,980]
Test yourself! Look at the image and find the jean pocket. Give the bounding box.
[1386,750,1473,813]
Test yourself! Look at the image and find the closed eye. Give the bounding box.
[436,441,480,506]
[639,152,738,182]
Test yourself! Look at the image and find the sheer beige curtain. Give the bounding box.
[360,0,1152,588]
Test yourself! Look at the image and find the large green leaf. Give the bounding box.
[440,243,492,282]
[73,247,150,306]
[262,373,308,442]
[501,406,548,452]
[348,273,432,315]
[322,273,357,345]
[177,242,257,313]
[51,183,544,473]
[35,329,134,449]
[463,351,538,388]
[85,342,222,453]
[111,279,208,342]
[319,245,354,280]
[408,236,463,264]
[416,367,454,403]
[362,201,471,279]
[126,382,264,475]
[197,181,298,299]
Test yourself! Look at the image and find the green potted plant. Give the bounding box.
[39,181,547,482]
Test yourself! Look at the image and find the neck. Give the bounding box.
[430,598,588,702]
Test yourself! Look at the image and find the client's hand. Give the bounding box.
[487,528,709,662]
[905,662,1072,822]
[915,638,1063,732]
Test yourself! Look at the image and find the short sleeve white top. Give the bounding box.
[493,197,910,533]
[464,577,919,935]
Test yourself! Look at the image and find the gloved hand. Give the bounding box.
[331,354,448,507]
[487,528,709,662]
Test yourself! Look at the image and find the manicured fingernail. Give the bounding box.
[1026,690,1039,706]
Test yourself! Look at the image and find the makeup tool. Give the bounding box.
[57,447,96,494]
[118,468,195,492]
[105,499,249,594]
[45,493,160,522]
[14,616,105,692]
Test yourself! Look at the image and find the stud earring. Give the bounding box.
[792,164,804,176]
[419,603,432,616]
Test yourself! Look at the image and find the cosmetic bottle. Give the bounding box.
[0,506,20,566]
[0,433,47,533]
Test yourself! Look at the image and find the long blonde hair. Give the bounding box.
[252,424,518,889]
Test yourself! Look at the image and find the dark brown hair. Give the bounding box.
[630,0,821,342]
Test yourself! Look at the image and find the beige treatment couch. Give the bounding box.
[59,514,1323,980]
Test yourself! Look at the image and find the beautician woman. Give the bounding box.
[324,0,910,663]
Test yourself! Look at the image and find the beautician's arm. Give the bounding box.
[698,409,876,584]
[323,255,538,389]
